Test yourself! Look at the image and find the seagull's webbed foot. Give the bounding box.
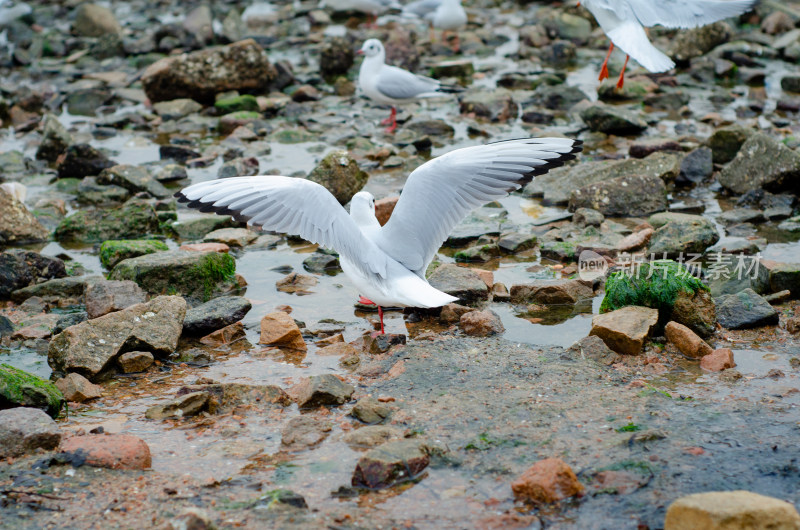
[380,107,397,131]
[616,54,630,89]
[599,42,614,82]
[358,295,376,305]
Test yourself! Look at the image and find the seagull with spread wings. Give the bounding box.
[176,138,582,333]
[580,0,757,87]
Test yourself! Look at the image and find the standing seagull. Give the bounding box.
[580,0,757,88]
[358,38,460,133]
[176,138,582,333]
[403,0,468,51]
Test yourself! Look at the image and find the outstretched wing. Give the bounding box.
[610,0,756,29]
[376,138,582,276]
[175,176,389,280]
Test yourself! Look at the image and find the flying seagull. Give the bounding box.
[357,38,460,133]
[579,0,757,87]
[176,138,582,333]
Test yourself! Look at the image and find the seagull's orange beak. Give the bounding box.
[577,1,580,5]
[357,49,364,55]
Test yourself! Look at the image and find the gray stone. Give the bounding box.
[152,98,203,120]
[717,208,765,226]
[0,188,49,244]
[307,151,368,205]
[203,227,258,247]
[145,391,209,420]
[57,144,115,179]
[0,250,66,299]
[36,114,72,162]
[671,21,732,61]
[716,289,779,329]
[648,213,720,258]
[679,147,713,184]
[427,264,489,304]
[573,208,604,228]
[719,133,800,194]
[55,198,160,244]
[769,263,800,297]
[73,3,121,37]
[569,174,667,217]
[48,296,186,380]
[345,425,403,449]
[281,415,332,450]
[97,165,170,199]
[98,239,169,270]
[580,103,647,135]
[183,296,252,336]
[497,232,537,253]
[352,439,430,489]
[707,124,754,164]
[526,84,588,111]
[0,407,61,458]
[567,335,621,365]
[76,177,130,205]
[11,276,103,304]
[55,373,102,402]
[459,89,518,122]
[350,397,391,424]
[295,374,354,408]
[85,280,147,319]
[303,251,341,273]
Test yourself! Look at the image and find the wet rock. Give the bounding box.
[454,243,500,263]
[0,250,66,299]
[85,280,147,319]
[48,296,186,380]
[671,21,732,62]
[160,145,201,163]
[307,150,368,205]
[155,164,188,183]
[781,75,800,94]
[260,311,306,351]
[11,276,101,305]
[510,279,593,305]
[73,3,121,37]
[459,310,504,337]
[75,177,130,205]
[36,114,72,162]
[0,365,64,418]
[66,88,112,116]
[526,84,587,111]
[590,306,659,355]
[665,321,712,359]
[700,348,735,372]
[460,90,518,122]
[0,188,49,244]
[183,296,251,336]
[629,138,681,159]
[765,290,792,305]
[648,212,719,258]
[303,251,340,273]
[204,227,258,247]
[715,289,779,329]
[57,144,114,179]
[320,37,354,79]
[719,133,800,195]
[0,407,61,458]
[705,255,769,297]
[109,250,237,304]
[580,103,647,135]
[181,242,230,253]
[496,232,536,254]
[145,391,209,420]
[679,147,713,184]
[616,227,653,252]
[769,263,800,297]
[428,264,489,304]
[152,98,202,120]
[569,174,667,217]
[171,215,238,240]
[199,321,246,346]
[276,271,317,294]
[59,433,151,470]
[0,317,12,338]
[317,342,359,358]
[177,382,290,412]
[217,157,260,178]
[295,374,353,408]
[706,124,754,164]
[55,373,102,402]
[55,198,160,244]
[291,84,321,103]
[717,208,764,226]
[572,208,604,228]
[142,39,276,104]
[281,415,332,450]
[117,351,154,373]
[345,425,403,449]
[671,289,716,339]
[664,490,800,530]
[439,303,474,323]
[215,94,259,114]
[99,239,168,270]
[351,397,391,424]
[567,335,621,365]
[97,165,170,199]
[358,332,406,354]
[352,439,430,489]
[511,458,584,504]
[539,40,577,68]
[167,508,216,530]
[762,11,794,35]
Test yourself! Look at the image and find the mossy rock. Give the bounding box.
[0,364,65,418]
[55,198,160,244]
[99,239,169,269]
[109,249,238,304]
[307,150,368,205]
[600,259,709,322]
[215,95,260,114]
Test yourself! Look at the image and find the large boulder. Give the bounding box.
[48,296,187,380]
[715,289,779,329]
[0,407,61,458]
[568,174,667,216]
[648,212,719,258]
[590,306,659,355]
[0,364,65,418]
[0,250,66,299]
[141,39,277,103]
[84,280,147,319]
[0,188,49,244]
[98,239,169,269]
[306,151,368,205]
[55,198,160,244]
[718,133,800,195]
[109,250,238,305]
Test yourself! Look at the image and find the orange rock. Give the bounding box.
[199,321,245,346]
[59,434,151,470]
[316,342,359,356]
[179,242,230,253]
[665,321,713,359]
[374,196,399,226]
[315,333,344,347]
[439,303,474,324]
[460,310,504,337]
[616,227,654,252]
[474,269,494,289]
[700,348,736,372]
[511,458,584,504]
[259,311,306,351]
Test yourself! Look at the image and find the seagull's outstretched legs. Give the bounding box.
[380,106,397,133]
[616,54,630,89]
[599,42,613,81]
[358,295,385,334]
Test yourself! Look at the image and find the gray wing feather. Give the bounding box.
[403,0,441,17]
[376,138,583,275]
[610,0,756,28]
[176,176,389,280]
[376,66,440,100]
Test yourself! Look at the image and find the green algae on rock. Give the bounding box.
[0,364,65,418]
[99,239,168,269]
[54,198,160,243]
[600,260,709,315]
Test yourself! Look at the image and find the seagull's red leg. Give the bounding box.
[383,107,397,133]
[358,295,375,305]
[451,34,461,54]
[380,106,396,126]
[378,306,385,334]
[616,54,630,89]
[599,42,613,81]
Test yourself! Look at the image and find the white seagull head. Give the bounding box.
[359,38,385,60]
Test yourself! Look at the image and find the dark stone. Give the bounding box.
[54,312,88,335]
[183,296,252,336]
[715,289,779,329]
[160,145,201,162]
[678,147,713,184]
[0,250,67,299]
[57,144,115,179]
